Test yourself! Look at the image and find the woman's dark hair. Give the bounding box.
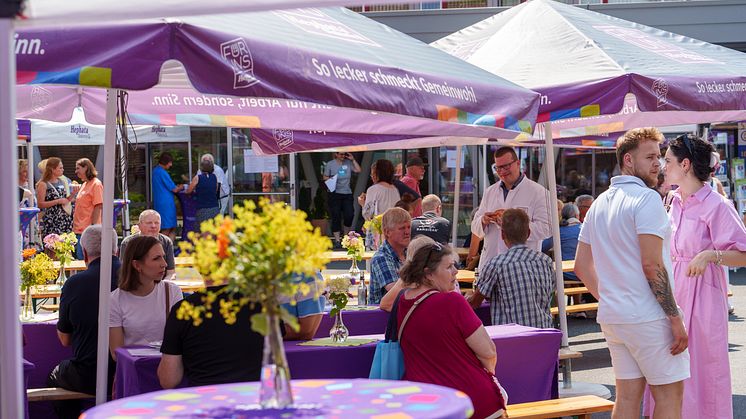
[158,152,173,165]
[668,133,716,182]
[374,159,395,184]
[399,236,454,287]
[118,235,162,292]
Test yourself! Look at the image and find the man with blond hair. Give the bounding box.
[369,207,411,304]
[575,127,689,419]
[119,209,175,279]
[411,194,450,244]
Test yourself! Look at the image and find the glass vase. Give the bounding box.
[329,311,349,343]
[56,260,67,287]
[259,312,293,409]
[21,288,34,321]
[348,258,361,285]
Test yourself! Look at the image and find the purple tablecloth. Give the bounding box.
[23,359,35,419]
[83,378,473,419]
[314,303,492,338]
[114,324,560,404]
[22,319,72,419]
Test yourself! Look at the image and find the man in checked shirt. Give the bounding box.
[467,208,555,329]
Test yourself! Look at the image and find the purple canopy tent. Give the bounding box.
[3,7,541,415]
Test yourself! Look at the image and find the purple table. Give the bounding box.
[23,359,35,419]
[114,324,561,404]
[22,319,72,419]
[113,199,129,227]
[82,378,473,419]
[176,192,198,239]
[314,303,492,338]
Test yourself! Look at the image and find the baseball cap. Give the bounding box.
[406,157,426,167]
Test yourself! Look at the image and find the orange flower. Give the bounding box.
[22,248,37,260]
[217,218,232,259]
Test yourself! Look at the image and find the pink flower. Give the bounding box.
[43,234,61,249]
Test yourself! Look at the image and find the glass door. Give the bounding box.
[230,129,292,208]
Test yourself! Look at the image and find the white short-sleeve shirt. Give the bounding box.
[109,280,183,346]
[578,175,671,324]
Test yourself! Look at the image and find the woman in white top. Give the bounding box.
[109,235,182,359]
[359,159,400,220]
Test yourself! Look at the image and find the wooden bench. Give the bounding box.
[27,387,94,402]
[551,302,598,316]
[507,395,614,419]
[559,347,583,361]
[39,304,59,312]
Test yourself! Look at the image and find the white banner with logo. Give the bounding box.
[30,120,190,145]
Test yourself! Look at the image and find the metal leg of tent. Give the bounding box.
[0,17,25,419]
[450,145,462,247]
[95,89,118,405]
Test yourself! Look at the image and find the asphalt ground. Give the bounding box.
[567,268,746,418]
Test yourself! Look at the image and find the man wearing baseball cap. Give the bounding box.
[401,156,426,217]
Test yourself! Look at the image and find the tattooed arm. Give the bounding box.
[639,234,688,355]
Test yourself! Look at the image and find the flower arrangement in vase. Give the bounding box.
[177,199,330,408]
[19,248,58,320]
[326,275,351,342]
[43,232,77,286]
[341,231,364,283]
[363,214,383,251]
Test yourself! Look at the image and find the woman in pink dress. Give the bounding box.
[661,134,746,418]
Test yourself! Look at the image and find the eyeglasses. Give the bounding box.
[495,159,517,172]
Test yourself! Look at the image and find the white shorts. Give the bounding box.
[601,318,690,386]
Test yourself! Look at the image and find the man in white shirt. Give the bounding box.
[198,154,230,214]
[574,127,689,419]
[469,147,551,271]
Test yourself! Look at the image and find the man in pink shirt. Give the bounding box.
[400,157,425,217]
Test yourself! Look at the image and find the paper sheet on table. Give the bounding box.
[127,348,162,357]
[325,175,338,192]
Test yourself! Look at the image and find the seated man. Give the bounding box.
[120,209,176,279]
[410,194,451,244]
[467,209,555,329]
[48,224,120,419]
[281,272,326,340]
[158,286,264,388]
[368,207,411,304]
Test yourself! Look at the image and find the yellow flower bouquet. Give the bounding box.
[19,248,58,319]
[178,199,330,407]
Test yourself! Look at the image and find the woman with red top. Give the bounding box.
[396,236,507,418]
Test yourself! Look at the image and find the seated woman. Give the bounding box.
[395,236,507,419]
[109,235,183,360]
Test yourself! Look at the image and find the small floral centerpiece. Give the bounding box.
[19,248,58,320]
[44,232,77,285]
[363,214,383,250]
[327,275,351,342]
[341,231,365,283]
[178,199,330,408]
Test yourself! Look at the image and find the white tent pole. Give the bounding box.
[543,122,569,348]
[481,144,488,195]
[0,17,24,419]
[95,88,118,405]
[450,145,462,247]
[225,128,234,216]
